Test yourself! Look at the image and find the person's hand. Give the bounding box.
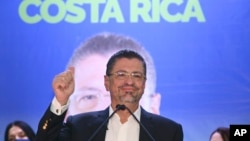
[52,67,74,106]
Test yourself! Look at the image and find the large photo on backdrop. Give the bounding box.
[1,0,250,141]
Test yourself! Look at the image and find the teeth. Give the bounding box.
[125,92,133,95]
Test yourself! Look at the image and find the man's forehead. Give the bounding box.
[74,56,106,70]
[84,53,109,60]
[111,58,144,71]
[81,52,116,61]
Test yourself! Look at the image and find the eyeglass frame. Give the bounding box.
[107,71,146,81]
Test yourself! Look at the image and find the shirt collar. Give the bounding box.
[109,105,141,121]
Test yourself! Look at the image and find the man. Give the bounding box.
[65,32,161,118]
[36,49,183,141]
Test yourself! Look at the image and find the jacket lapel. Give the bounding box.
[85,107,155,141]
[87,107,109,141]
[139,107,155,141]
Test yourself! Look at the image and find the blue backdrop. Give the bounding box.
[1,0,250,141]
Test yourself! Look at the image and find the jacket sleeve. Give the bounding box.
[173,123,183,141]
[35,104,67,141]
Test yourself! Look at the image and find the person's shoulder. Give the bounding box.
[72,110,108,119]
[67,109,108,122]
[142,108,181,127]
[141,108,183,140]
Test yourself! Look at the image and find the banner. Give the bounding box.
[1,0,250,141]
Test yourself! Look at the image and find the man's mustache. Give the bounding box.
[118,84,139,91]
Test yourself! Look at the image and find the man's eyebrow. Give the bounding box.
[78,87,101,92]
[114,70,126,72]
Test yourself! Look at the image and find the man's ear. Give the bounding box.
[104,75,110,91]
[150,93,161,115]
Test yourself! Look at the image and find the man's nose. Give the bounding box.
[124,75,135,84]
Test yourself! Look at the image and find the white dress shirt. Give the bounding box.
[105,106,141,141]
[50,97,69,115]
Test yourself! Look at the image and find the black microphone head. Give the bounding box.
[116,104,126,110]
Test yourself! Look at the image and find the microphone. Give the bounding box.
[123,105,155,141]
[116,104,126,111]
[87,104,125,141]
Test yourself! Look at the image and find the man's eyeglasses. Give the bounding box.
[108,71,146,81]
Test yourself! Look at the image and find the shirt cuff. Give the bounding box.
[50,97,69,116]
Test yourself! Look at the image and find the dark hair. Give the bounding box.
[4,120,36,141]
[106,49,146,77]
[209,127,229,141]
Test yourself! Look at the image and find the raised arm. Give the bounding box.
[35,67,74,141]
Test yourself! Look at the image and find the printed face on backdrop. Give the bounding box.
[66,54,161,118]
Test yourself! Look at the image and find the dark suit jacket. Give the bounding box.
[36,106,183,141]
